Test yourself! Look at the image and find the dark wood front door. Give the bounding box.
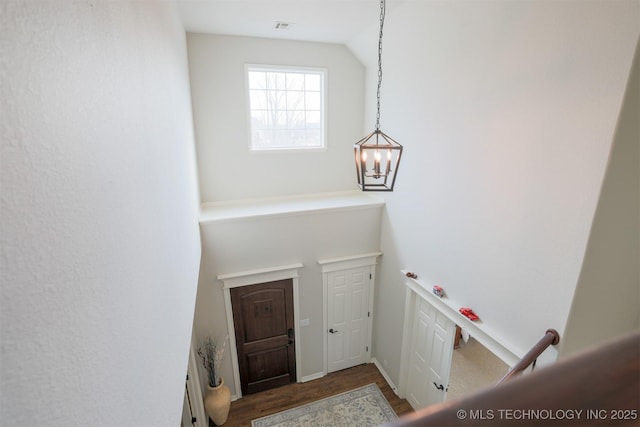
[230,279,296,395]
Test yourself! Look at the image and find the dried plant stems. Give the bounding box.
[197,335,228,387]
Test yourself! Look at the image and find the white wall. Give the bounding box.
[187,34,364,202]
[560,39,640,357]
[347,0,639,383]
[193,205,382,396]
[1,2,201,426]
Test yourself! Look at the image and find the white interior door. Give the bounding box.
[327,267,371,373]
[405,297,455,409]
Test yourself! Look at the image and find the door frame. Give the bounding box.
[183,337,207,427]
[218,263,303,400]
[319,252,381,376]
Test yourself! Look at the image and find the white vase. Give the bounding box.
[204,377,231,425]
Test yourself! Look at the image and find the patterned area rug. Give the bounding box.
[251,383,398,427]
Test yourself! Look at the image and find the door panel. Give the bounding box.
[430,313,451,395]
[231,279,296,395]
[407,301,431,409]
[246,347,290,384]
[406,298,455,409]
[327,267,370,373]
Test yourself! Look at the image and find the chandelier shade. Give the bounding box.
[354,130,402,191]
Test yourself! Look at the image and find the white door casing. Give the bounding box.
[218,263,303,400]
[182,339,206,427]
[404,297,455,409]
[319,252,381,375]
[181,388,193,427]
[327,267,370,373]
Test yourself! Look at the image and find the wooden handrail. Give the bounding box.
[383,330,640,427]
[497,328,560,384]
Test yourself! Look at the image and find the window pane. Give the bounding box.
[252,130,273,148]
[306,111,321,128]
[264,73,273,90]
[272,90,287,110]
[248,72,266,89]
[289,111,305,129]
[251,111,269,130]
[265,73,276,90]
[286,73,304,91]
[305,74,321,91]
[305,129,321,147]
[274,111,287,129]
[266,72,286,90]
[248,66,325,150]
[274,130,292,147]
[250,90,267,110]
[288,130,306,146]
[306,92,321,110]
[286,91,304,111]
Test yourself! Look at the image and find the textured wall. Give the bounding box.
[1,2,201,426]
[347,0,639,384]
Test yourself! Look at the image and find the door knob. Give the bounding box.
[329,328,339,334]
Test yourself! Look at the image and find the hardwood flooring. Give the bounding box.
[221,363,414,426]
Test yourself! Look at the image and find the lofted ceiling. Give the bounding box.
[176,0,394,44]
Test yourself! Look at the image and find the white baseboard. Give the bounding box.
[371,358,399,396]
[301,371,326,383]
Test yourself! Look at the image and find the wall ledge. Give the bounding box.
[199,191,384,225]
[401,270,521,368]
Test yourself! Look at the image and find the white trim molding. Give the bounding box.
[319,252,382,376]
[218,263,303,400]
[218,263,303,287]
[301,372,326,383]
[186,338,207,427]
[318,252,382,273]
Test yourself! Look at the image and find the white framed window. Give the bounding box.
[246,65,326,151]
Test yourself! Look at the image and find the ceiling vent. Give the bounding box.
[274,21,293,30]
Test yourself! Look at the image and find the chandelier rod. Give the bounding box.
[375,0,386,132]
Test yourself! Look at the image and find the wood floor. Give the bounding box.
[220,363,414,426]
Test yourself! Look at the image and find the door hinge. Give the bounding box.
[366,346,369,352]
[369,274,372,279]
[368,312,370,317]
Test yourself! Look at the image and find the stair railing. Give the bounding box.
[497,328,560,384]
[383,330,640,427]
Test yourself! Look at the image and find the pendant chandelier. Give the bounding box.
[354,0,403,191]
